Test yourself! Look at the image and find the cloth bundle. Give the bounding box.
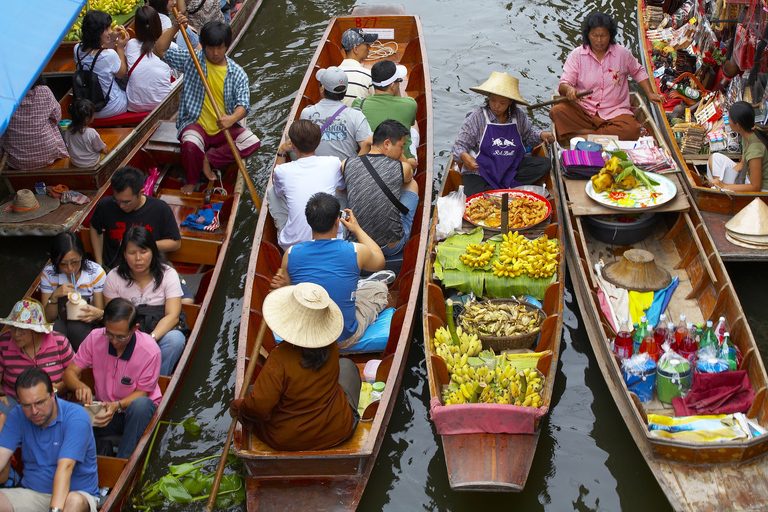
[180,202,222,231]
[560,150,605,179]
[672,371,754,416]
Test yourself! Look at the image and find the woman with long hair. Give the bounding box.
[103,226,186,375]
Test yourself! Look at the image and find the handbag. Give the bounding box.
[733,4,768,73]
[135,304,192,339]
[114,52,146,91]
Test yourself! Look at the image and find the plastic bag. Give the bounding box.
[436,185,466,240]
[696,345,730,373]
[621,353,657,403]
[656,342,692,403]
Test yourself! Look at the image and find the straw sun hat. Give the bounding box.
[262,283,343,348]
[0,298,53,334]
[603,249,671,292]
[470,71,529,106]
[0,189,60,223]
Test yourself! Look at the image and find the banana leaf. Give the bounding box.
[485,272,556,300]
[435,228,485,269]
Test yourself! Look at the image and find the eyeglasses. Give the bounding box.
[105,331,132,342]
[59,259,82,269]
[113,196,137,207]
[395,79,403,83]
[20,395,50,411]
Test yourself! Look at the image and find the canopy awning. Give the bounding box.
[0,0,87,137]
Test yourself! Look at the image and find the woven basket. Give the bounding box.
[459,298,546,352]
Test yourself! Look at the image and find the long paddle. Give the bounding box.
[205,269,280,510]
[527,90,593,109]
[172,7,261,209]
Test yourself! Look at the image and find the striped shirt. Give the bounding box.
[39,262,106,304]
[0,331,74,398]
[339,59,373,107]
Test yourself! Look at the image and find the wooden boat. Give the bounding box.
[421,156,565,491]
[2,119,244,511]
[555,92,768,511]
[636,0,768,261]
[232,6,433,510]
[0,0,263,236]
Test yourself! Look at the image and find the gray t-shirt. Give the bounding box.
[299,98,372,161]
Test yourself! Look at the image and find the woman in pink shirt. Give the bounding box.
[549,12,665,145]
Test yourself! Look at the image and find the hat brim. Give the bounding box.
[262,286,344,348]
[0,319,53,334]
[0,194,60,223]
[469,85,529,106]
[362,33,378,43]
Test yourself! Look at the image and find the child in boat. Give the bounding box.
[64,98,108,168]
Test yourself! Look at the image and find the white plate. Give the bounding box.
[585,173,677,211]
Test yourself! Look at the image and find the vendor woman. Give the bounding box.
[451,71,554,197]
[549,11,665,145]
[706,101,768,192]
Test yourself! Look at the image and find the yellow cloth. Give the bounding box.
[198,59,227,135]
[627,290,654,325]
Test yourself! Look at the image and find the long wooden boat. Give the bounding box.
[0,0,262,236]
[2,119,243,511]
[232,6,433,510]
[636,0,768,261]
[421,157,565,491]
[555,92,768,511]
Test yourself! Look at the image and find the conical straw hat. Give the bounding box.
[470,71,529,105]
[725,198,768,236]
[262,282,344,348]
[603,249,671,292]
[726,232,768,250]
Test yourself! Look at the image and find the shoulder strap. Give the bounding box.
[126,52,146,80]
[358,97,366,111]
[187,0,208,15]
[320,105,347,134]
[359,155,409,215]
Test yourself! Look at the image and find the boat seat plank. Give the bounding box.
[41,128,134,170]
[167,237,220,266]
[246,420,372,455]
[97,455,128,488]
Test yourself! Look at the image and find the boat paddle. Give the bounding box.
[172,7,261,209]
[527,90,593,109]
[205,269,281,510]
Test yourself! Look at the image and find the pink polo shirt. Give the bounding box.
[73,328,162,405]
[560,43,649,120]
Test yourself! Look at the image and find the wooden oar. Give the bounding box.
[205,269,280,510]
[172,7,261,208]
[527,90,593,109]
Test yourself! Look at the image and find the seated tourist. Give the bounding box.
[104,227,187,376]
[338,28,378,107]
[40,232,106,349]
[229,282,361,451]
[0,75,68,170]
[63,299,161,459]
[266,120,345,250]
[0,299,74,433]
[271,193,388,350]
[65,98,108,168]
[342,120,419,258]
[0,368,99,512]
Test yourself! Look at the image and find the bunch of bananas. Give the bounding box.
[508,367,543,407]
[64,21,83,41]
[491,231,558,279]
[441,361,545,407]
[89,0,141,16]
[460,242,495,268]
[431,326,482,358]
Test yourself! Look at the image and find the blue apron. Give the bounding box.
[475,109,525,189]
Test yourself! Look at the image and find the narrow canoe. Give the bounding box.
[636,0,768,261]
[232,6,433,510]
[0,0,263,236]
[421,155,565,491]
[555,92,768,511]
[3,118,244,511]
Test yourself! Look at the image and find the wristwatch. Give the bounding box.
[116,401,123,413]
[50,508,63,512]
[150,332,157,340]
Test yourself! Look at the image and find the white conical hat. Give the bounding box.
[725,232,768,250]
[725,199,768,236]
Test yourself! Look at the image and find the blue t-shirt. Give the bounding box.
[287,239,360,340]
[0,397,99,496]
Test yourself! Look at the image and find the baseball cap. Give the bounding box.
[341,27,378,50]
[371,62,407,87]
[316,67,348,93]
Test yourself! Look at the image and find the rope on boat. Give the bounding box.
[367,41,398,59]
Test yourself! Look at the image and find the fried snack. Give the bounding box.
[466,196,548,229]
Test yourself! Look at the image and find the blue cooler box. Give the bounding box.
[622,357,657,402]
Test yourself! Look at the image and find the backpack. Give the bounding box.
[73,47,112,112]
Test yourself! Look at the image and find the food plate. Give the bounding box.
[585,173,677,211]
[464,189,552,231]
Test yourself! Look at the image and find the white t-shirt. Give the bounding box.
[125,39,173,112]
[158,13,180,50]
[273,156,345,250]
[64,127,106,168]
[73,44,128,119]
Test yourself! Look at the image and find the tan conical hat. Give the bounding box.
[725,198,768,236]
[470,71,529,105]
[726,232,768,250]
[603,249,671,292]
[262,282,344,348]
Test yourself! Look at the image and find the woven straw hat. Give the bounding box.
[0,298,53,334]
[0,190,60,223]
[470,71,529,105]
[262,283,343,348]
[603,249,671,292]
[725,198,768,236]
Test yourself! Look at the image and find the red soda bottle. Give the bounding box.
[674,314,687,346]
[653,313,668,347]
[640,326,659,363]
[714,316,728,345]
[613,317,633,359]
[679,322,698,363]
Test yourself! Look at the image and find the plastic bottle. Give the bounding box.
[723,113,732,136]
[640,326,660,363]
[666,81,701,101]
[714,317,728,345]
[679,322,698,363]
[633,316,648,355]
[653,314,668,347]
[674,314,688,346]
[700,320,717,350]
[662,321,678,355]
[371,381,386,402]
[718,332,738,371]
[614,317,633,359]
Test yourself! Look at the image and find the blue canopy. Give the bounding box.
[0,0,87,137]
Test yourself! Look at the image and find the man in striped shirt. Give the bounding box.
[339,28,378,107]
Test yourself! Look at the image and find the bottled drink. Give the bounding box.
[723,113,732,135]
[653,314,668,347]
[700,320,717,351]
[714,317,728,345]
[675,314,688,346]
[663,321,678,355]
[633,316,648,355]
[718,332,738,371]
[679,322,698,363]
[667,81,701,101]
[614,317,633,359]
[640,326,659,363]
